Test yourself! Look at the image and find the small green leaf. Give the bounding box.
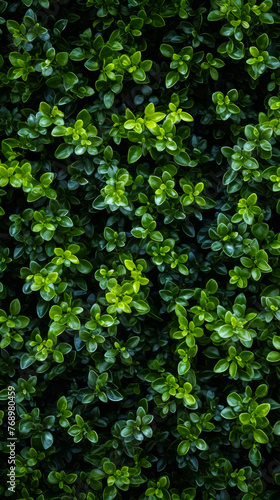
[87,430,98,443]
[249,445,262,467]
[266,351,280,362]
[53,350,64,363]
[56,52,69,66]
[160,44,174,57]
[166,71,180,88]
[177,440,190,455]
[41,431,53,450]
[103,462,116,475]
[103,485,117,500]
[214,359,229,373]
[253,429,269,444]
[128,145,142,164]
[55,143,74,159]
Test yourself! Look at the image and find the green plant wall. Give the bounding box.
[1,0,280,499]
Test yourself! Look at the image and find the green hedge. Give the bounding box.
[1,0,280,498]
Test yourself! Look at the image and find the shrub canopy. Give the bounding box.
[1,0,280,499]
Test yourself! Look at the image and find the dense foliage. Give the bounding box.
[1,0,280,498]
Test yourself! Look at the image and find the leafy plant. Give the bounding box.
[1,1,280,499]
